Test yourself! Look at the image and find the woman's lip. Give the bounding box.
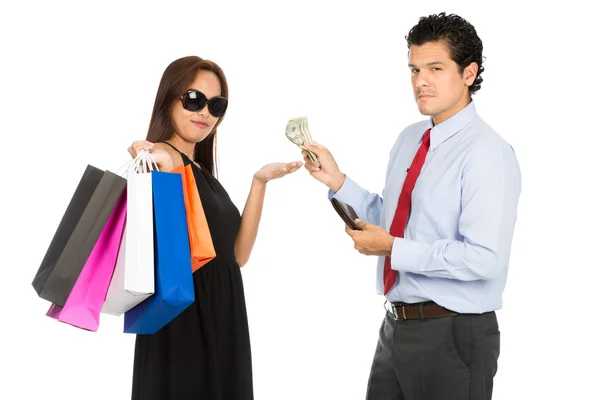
[192,121,209,128]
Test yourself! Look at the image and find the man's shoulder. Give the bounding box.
[466,115,515,153]
[459,117,520,168]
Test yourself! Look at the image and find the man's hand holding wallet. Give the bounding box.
[301,142,395,256]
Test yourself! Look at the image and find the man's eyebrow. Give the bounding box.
[408,61,446,68]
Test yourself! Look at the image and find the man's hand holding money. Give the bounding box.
[301,142,346,193]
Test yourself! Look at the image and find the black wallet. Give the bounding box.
[331,198,362,230]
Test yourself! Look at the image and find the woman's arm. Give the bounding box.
[234,177,267,267]
[234,161,302,267]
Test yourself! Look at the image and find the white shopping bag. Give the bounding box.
[102,151,157,316]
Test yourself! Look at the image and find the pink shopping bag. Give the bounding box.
[47,190,127,331]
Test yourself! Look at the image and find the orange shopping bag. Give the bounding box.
[171,163,216,272]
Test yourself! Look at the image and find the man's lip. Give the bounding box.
[418,94,433,98]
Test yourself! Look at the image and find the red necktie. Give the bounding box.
[383,128,431,295]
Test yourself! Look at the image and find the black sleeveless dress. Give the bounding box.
[131,145,253,399]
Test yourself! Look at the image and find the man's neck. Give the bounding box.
[432,96,471,126]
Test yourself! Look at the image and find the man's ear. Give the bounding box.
[463,61,478,87]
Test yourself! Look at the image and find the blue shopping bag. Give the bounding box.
[123,170,195,334]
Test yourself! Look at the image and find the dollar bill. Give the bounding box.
[285,116,320,166]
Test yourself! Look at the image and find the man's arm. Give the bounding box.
[328,176,384,226]
[391,143,521,281]
[302,140,393,227]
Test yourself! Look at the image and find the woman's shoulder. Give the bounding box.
[153,141,184,170]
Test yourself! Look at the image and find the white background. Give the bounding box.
[1,1,598,399]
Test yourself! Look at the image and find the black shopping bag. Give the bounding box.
[32,165,127,307]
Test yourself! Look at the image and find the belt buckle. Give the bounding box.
[391,304,407,320]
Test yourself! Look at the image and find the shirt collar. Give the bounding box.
[423,100,477,150]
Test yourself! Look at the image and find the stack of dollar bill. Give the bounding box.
[285,116,320,166]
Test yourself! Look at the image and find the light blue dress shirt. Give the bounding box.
[329,101,521,313]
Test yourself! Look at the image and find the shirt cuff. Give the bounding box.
[327,175,365,205]
[390,237,429,273]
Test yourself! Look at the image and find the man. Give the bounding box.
[302,12,521,400]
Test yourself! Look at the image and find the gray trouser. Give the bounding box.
[366,309,500,400]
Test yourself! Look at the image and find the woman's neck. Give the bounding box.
[165,135,195,161]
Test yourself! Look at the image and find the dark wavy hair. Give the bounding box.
[405,12,485,95]
[145,56,229,177]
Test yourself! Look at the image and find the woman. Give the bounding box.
[127,55,301,399]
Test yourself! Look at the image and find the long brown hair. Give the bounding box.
[145,56,229,177]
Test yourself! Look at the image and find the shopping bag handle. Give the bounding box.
[115,150,160,177]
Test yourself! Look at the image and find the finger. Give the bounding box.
[303,162,319,173]
[345,224,355,236]
[305,159,319,171]
[303,158,320,171]
[286,165,301,174]
[301,151,313,164]
[306,141,327,152]
[133,141,154,151]
[136,140,154,147]
[354,219,368,230]
[136,144,153,154]
[303,141,322,155]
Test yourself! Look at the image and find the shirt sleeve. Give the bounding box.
[390,142,522,281]
[328,175,384,227]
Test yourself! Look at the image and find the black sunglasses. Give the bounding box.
[179,90,228,117]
